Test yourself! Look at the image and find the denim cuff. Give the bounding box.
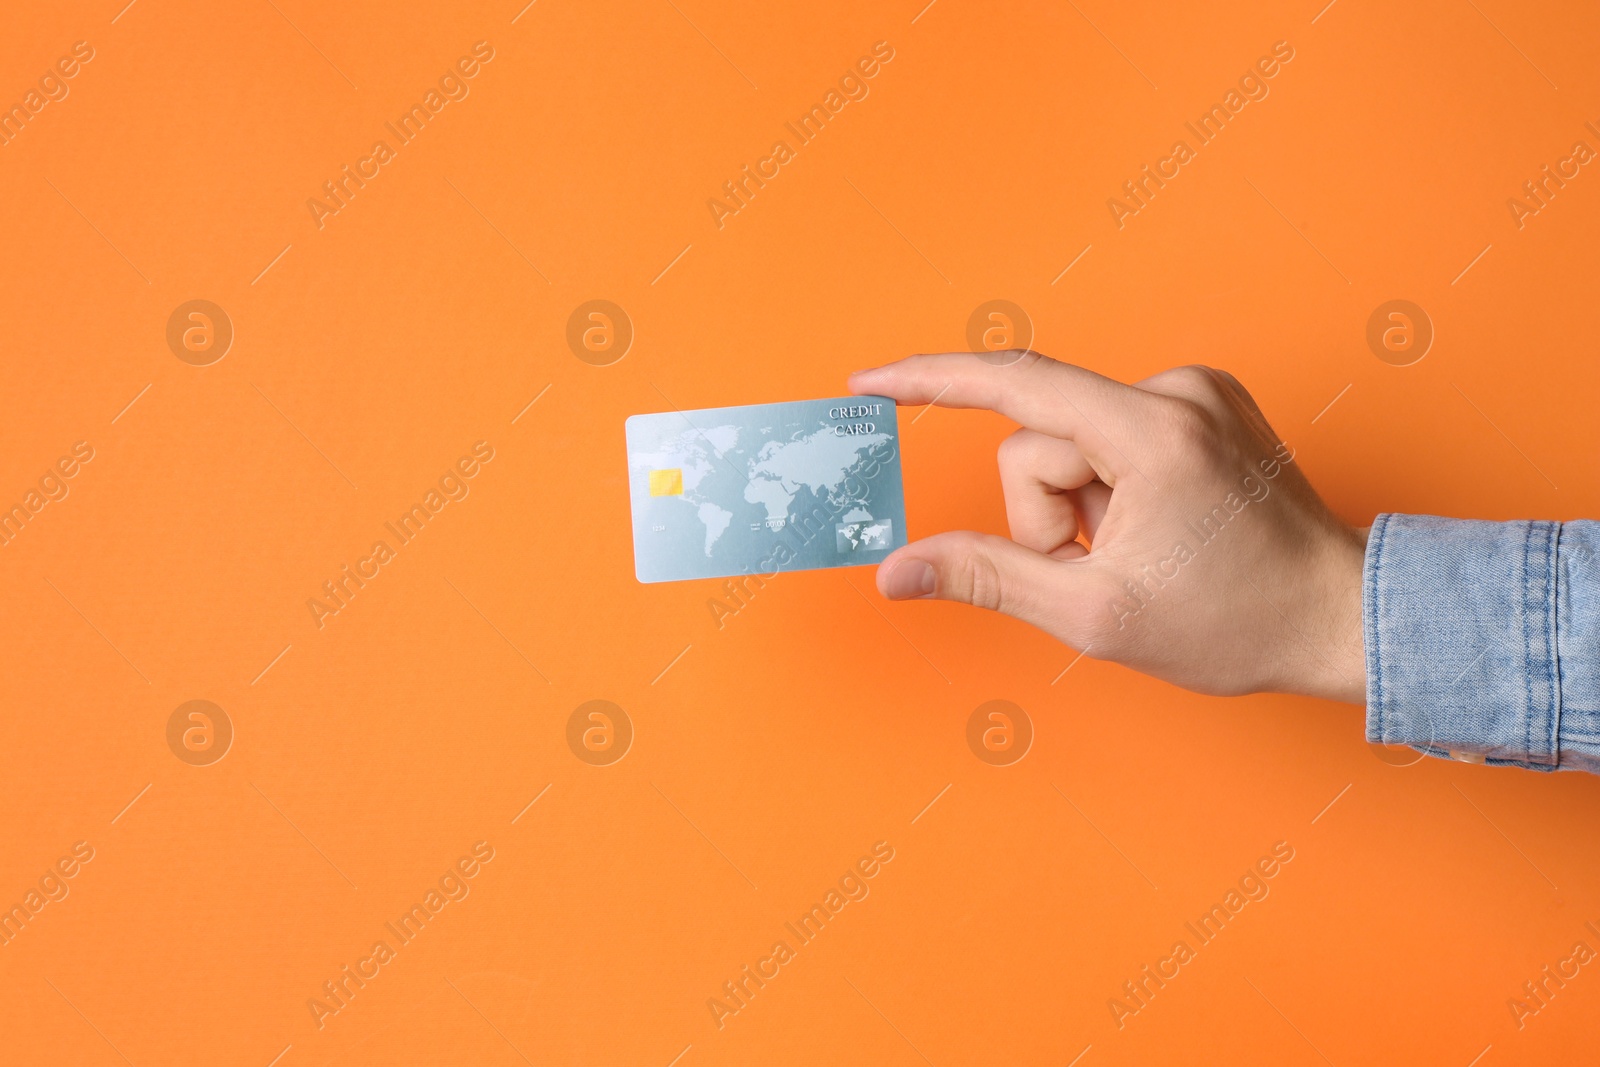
[1364,513,1562,770]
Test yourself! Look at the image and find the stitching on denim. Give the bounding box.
[1521,520,1536,763]
[1368,513,1387,742]
[1537,520,1555,764]
[1536,521,1550,763]
[1549,521,1563,766]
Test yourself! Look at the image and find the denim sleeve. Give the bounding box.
[1364,513,1600,773]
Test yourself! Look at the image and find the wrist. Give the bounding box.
[1280,523,1369,704]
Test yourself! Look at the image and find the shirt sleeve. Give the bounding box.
[1364,513,1600,773]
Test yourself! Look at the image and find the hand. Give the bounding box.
[848,351,1367,703]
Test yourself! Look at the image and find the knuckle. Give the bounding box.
[1162,396,1215,446]
[1167,364,1215,391]
[1142,364,1221,404]
[996,429,1028,467]
[962,547,1007,613]
[1204,366,1260,412]
[1181,365,1232,402]
[1209,366,1245,392]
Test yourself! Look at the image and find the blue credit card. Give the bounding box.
[625,395,907,583]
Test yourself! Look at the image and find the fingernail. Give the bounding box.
[884,559,935,600]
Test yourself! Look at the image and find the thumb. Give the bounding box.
[874,531,1086,626]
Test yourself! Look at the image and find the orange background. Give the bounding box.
[3,0,1599,1064]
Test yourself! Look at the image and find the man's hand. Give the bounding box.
[849,351,1367,703]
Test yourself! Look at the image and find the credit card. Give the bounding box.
[625,395,907,584]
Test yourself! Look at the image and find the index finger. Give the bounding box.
[848,350,1150,472]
